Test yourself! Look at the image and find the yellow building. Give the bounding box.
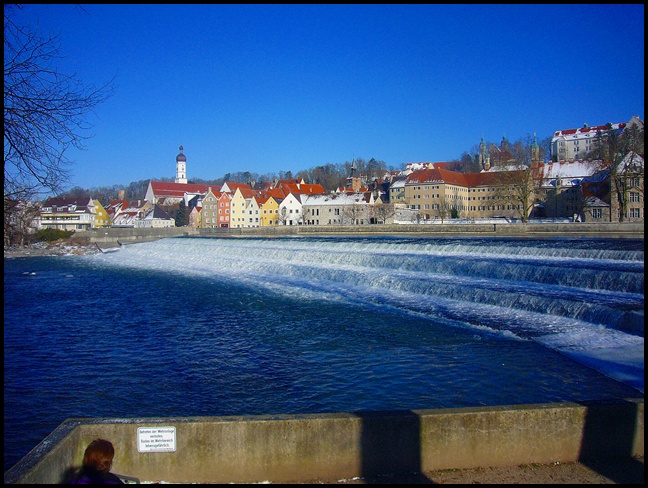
[404,168,529,221]
[92,200,110,228]
[259,195,281,226]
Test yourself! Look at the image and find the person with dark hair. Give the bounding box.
[70,439,124,484]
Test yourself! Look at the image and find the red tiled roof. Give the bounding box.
[433,161,462,171]
[234,187,257,199]
[258,188,286,200]
[554,122,627,137]
[150,181,212,197]
[299,183,326,194]
[278,182,301,194]
[406,169,446,184]
[224,182,253,192]
[406,168,526,187]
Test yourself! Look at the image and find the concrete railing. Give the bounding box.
[5,398,643,484]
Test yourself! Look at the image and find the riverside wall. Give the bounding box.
[5,399,643,484]
[79,221,644,246]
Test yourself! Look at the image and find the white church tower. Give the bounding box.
[175,145,187,184]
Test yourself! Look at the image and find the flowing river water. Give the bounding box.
[3,235,644,472]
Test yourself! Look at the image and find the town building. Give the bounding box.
[278,193,304,226]
[216,192,232,228]
[301,192,382,226]
[136,204,175,228]
[199,188,221,229]
[111,201,151,227]
[531,159,603,219]
[229,186,258,228]
[92,200,110,228]
[404,168,527,221]
[584,152,644,223]
[104,200,129,225]
[189,204,202,229]
[145,181,212,206]
[39,197,101,231]
[387,175,407,203]
[257,191,282,227]
[550,115,643,163]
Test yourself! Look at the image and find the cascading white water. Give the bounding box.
[90,235,644,391]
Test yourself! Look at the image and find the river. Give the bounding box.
[3,235,644,472]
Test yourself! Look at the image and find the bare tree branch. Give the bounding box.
[4,4,115,200]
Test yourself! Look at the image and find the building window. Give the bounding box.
[630,208,641,219]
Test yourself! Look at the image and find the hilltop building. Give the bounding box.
[550,115,643,162]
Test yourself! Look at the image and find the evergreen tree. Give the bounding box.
[175,199,188,227]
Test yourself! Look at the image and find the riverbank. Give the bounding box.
[5,222,644,260]
[4,241,101,258]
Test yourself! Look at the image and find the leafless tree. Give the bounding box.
[590,123,644,221]
[436,193,452,223]
[491,166,537,223]
[278,206,289,225]
[4,4,115,201]
[373,202,395,224]
[342,203,367,225]
[4,198,40,247]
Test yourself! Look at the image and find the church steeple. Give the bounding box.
[531,133,540,162]
[501,134,509,151]
[479,136,487,169]
[175,145,187,184]
[347,158,361,192]
[348,159,357,179]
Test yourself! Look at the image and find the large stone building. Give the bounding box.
[550,115,643,162]
[404,168,526,221]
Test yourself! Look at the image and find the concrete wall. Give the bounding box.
[80,226,195,242]
[202,221,644,238]
[5,399,643,484]
[78,221,643,245]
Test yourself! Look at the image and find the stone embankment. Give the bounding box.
[5,221,643,258]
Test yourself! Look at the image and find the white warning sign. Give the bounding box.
[137,426,176,452]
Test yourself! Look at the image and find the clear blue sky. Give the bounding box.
[9,4,645,190]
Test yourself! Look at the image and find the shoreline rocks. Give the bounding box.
[4,241,101,258]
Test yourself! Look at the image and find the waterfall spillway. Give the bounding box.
[88,235,644,392]
[96,236,644,334]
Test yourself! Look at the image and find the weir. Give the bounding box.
[4,399,644,484]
